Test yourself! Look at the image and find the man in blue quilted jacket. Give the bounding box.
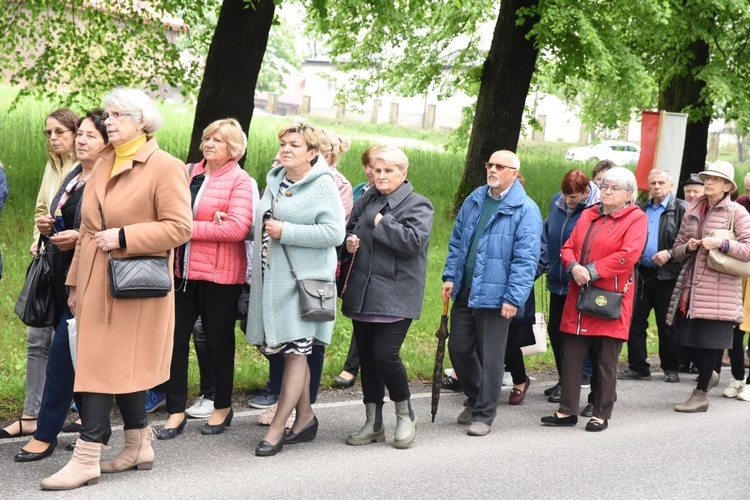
[441,150,542,437]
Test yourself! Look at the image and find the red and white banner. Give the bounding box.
[635,110,688,191]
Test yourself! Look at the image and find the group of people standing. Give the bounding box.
[2,87,436,491]
[2,86,749,491]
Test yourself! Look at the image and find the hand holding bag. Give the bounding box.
[576,277,631,320]
[707,206,750,277]
[99,205,172,299]
[14,236,59,327]
[281,244,335,322]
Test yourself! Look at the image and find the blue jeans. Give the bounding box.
[34,309,81,443]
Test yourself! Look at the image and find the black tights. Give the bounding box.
[695,348,722,391]
[80,391,147,443]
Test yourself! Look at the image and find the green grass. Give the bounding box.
[0,85,696,419]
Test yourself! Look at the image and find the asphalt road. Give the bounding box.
[1,368,747,500]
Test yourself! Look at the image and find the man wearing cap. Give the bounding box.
[442,150,542,436]
[619,169,687,383]
[682,173,704,203]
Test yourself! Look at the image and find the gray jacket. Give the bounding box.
[341,180,434,319]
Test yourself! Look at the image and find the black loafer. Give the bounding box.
[580,404,594,417]
[585,418,608,432]
[64,441,76,452]
[663,371,680,383]
[14,438,57,463]
[541,413,578,427]
[256,436,284,457]
[547,385,562,403]
[201,408,233,436]
[618,368,651,381]
[441,375,462,392]
[284,416,318,444]
[61,422,82,433]
[544,382,560,397]
[335,375,356,388]
[157,416,187,440]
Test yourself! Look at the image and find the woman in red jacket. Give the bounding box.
[158,119,254,440]
[541,167,647,432]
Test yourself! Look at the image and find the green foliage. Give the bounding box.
[256,12,304,93]
[305,0,495,102]
[0,0,217,109]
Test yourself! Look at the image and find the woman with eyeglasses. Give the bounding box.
[13,110,109,462]
[40,88,192,490]
[2,109,78,441]
[541,167,646,432]
[667,161,750,412]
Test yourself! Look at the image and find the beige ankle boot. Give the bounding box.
[393,400,417,449]
[674,389,709,413]
[346,403,385,446]
[101,427,155,473]
[40,438,101,490]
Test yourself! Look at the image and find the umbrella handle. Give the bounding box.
[442,296,449,316]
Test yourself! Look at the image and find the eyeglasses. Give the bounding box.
[102,111,135,122]
[701,176,724,184]
[600,184,627,193]
[43,128,71,138]
[484,162,513,171]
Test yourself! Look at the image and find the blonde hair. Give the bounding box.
[278,122,320,151]
[318,128,350,166]
[201,118,247,161]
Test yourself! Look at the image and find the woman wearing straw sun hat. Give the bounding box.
[667,160,750,413]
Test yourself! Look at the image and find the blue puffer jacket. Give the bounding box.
[543,182,600,295]
[443,180,542,312]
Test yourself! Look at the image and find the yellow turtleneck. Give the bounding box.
[111,134,147,178]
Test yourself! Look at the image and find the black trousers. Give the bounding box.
[547,292,567,378]
[353,319,412,404]
[729,327,748,382]
[80,391,146,443]
[166,280,241,413]
[627,267,679,374]
[504,323,528,385]
[342,335,360,377]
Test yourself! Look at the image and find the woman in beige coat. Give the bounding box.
[41,88,192,490]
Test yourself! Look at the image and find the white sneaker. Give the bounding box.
[722,379,746,398]
[185,395,214,418]
[502,372,513,387]
[736,384,750,401]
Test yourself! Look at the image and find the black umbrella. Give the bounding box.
[431,297,450,423]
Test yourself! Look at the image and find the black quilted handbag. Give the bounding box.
[108,252,172,298]
[99,204,172,299]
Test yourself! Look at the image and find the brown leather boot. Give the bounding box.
[674,389,709,413]
[100,427,155,473]
[40,438,101,490]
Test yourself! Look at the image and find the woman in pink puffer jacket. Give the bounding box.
[159,119,254,440]
[667,161,750,413]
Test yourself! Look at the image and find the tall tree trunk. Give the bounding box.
[453,0,540,213]
[187,0,276,165]
[658,39,710,187]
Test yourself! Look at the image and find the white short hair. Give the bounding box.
[601,167,638,202]
[103,88,163,134]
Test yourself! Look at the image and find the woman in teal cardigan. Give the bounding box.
[247,123,345,456]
